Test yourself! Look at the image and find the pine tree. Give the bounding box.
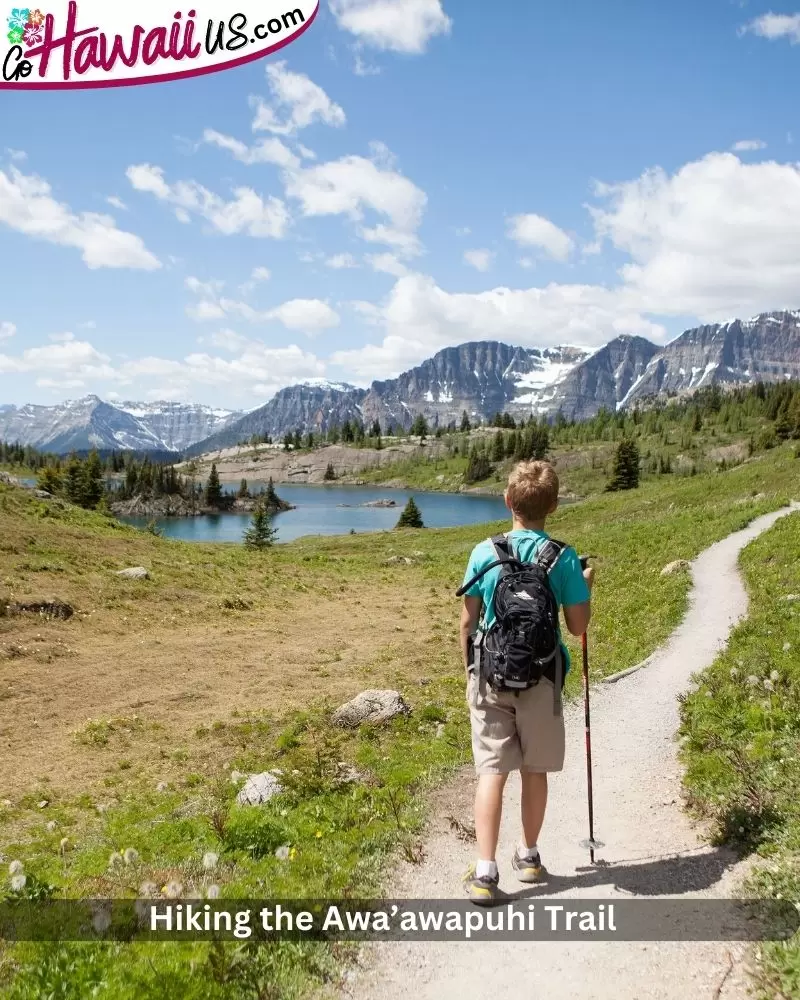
[491,432,505,463]
[606,439,641,492]
[38,465,62,496]
[63,455,86,506]
[410,415,429,440]
[460,411,472,433]
[205,463,223,507]
[244,502,278,549]
[238,479,249,498]
[324,462,336,482]
[371,419,382,438]
[396,497,424,529]
[265,477,279,505]
[83,450,105,509]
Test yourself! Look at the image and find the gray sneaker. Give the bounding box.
[511,851,547,884]
[462,864,500,905]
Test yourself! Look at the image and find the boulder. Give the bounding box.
[33,490,53,500]
[332,690,411,729]
[116,567,150,580]
[236,772,283,806]
[660,560,691,577]
[8,600,74,621]
[0,471,20,487]
[384,556,413,566]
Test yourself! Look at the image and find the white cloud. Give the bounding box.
[0,338,115,379]
[6,149,26,162]
[106,195,128,210]
[732,139,767,152]
[590,152,800,318]
[127,164,291,239]
[250,60,346,135]
[330,272,665,379]
[326,252,359,268]
[0,166,161,270]
[186,300,227,322]
[329,0,452,54]
[49,332,76,343]
[740,13,800,43]
[251,266,272,283]
[284,151,426,255]
[202,129,300,169]
[185,275,225,298]
[0,320,16,341]
[464,248,493,272]
[185,281,340,334]
[270,298,341,333]
[366,252,408,276]
[507,213,574,262]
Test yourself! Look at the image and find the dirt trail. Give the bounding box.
[348,505,799,1000]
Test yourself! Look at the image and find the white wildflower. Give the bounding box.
[206,884,221,899]
[10,874,26,892]
[202,852,219,871]
[123,848,140,866]
[92,908,112,934]
[8,860,23,876]
[746,675,760,687]
[139,881,158,897]
[156,782,168,793]
[783,642,791,653]
[729,668,739,679]
[764,680,775,693]
[275,845,290,861]
[46,821,57,833]
[705,691,713,699]
[163,880,183,899]
[108,852,123,869]
[230,771,244,783]
[771,670,780,683]
[59,838,69,854]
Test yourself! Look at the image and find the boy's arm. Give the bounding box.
[561,551,595,637]
[460,597,482,669]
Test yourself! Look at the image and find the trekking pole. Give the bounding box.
[579,558,604,865]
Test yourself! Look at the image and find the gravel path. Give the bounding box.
[347,505,799,1000]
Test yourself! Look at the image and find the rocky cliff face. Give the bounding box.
[118,402,239,452]
[187,381,368,455]
[624,311,800,405]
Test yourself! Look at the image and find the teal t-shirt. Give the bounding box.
[461,529,590,673]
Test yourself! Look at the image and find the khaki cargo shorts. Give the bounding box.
[467,670,566,774]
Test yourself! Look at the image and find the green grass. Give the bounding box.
[1,445,799,998]
[680,509,800,1000]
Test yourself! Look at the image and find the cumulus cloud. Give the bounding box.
[185,278,340,335]
[326,252,359,268]
[589,152,800,318]
[740,13,800,43]
[366,252,408,276]
[464,248,494,272]
[329,0,451,54]
[732,139,767,152]
[127,164,291,239]
[507,213,574,262]
[250,60,346,135]
[106,195,128,210]
[201,129,300,169]
[284,151,426,255]
[0,166,161,270]
[0,320,16,341]
[0,338,115,379]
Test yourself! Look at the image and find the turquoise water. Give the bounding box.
[121,483,510,543]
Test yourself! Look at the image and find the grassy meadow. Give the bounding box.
[0,443,798,997]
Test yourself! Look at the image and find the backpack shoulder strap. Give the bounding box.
[455,535,522,598]
[534,538,566,575]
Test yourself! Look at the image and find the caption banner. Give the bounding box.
[0,899,798,942]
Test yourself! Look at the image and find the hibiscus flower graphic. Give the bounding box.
[7,8,30,31]
[27,7,44,26]
[23,20,41,45]
[7,25,24,44]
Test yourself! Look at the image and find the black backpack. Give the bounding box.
[458,534,566,698]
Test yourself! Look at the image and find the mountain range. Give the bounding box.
[2,310,800,456]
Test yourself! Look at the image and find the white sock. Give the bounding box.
[475,860,498,879]
[517,841,539,860]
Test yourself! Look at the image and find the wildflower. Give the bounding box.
[46,820,58,833]
[783,642,791,653]
[705,691,713,699]
[202,852,218,871]
[139,881,158,897]
[275,845,290,861]
[10,874,26,892]
[59,838,69,854]
[230,771,243,783]
[289,847,298,861]
[764,679,775,693]
[123,848,140,865]
[770,670,780,683]
[92,907,112,934]
[746,675,760,687]
[163,880,183,899]
[206,884,221,899]
[8,860,23,876]
[108,852,123,868]
[156,782,168,793]
[729,668,739,679]
[315,830,323,839]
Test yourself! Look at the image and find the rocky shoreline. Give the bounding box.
[109,493,294,519]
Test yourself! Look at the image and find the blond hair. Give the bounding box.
[506,461,559,522]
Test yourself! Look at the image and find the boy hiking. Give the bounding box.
[458,460,594,903]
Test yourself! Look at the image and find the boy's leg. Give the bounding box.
[474,772,509,862]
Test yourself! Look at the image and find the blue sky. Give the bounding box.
[2,0,800,408]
